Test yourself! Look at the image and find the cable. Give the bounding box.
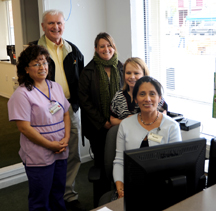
[64,0,72,21]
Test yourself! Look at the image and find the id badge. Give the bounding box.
[49,102,61,115]
[148,132,163,143]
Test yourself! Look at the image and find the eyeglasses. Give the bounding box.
[28,62,48,68]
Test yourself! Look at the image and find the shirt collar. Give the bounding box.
[45,36,63,50]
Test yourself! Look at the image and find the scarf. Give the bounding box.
[93,53,120,121]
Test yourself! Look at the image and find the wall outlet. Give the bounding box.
[5,75,8,81]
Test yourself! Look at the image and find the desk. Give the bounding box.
[90,185,216,211]
[90,198,123,211]
[164,185,216,211]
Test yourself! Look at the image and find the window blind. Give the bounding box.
[143,0,216,135]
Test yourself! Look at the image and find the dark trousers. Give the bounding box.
[25,159,67,211]
[89,128,111,206]
[90,127,108,168]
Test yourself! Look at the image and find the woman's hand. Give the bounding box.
[104,121,112,129]
[52,140,68,154]
[116,181,124,198]
[117,189,124,198]
[54,111,70,154]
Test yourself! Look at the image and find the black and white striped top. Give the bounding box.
[110,89,168,120]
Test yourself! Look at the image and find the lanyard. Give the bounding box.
[33,80,65,112]
[34,80,65,112]
[33,80,52,102]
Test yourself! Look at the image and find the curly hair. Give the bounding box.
[17,44,52,91]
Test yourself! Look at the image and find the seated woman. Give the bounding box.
[110,57,167,126]
[113,76,182,198]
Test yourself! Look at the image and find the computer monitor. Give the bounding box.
[207,138,216,188]
[124,138,206,211]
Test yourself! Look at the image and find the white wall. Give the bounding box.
[0,1,9,60]
[39,0,133,65]
[105,0,132,63]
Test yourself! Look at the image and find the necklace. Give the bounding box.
[139,111,159,125]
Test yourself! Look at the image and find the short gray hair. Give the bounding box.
[42,10,65,23]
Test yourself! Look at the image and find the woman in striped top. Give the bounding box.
[110,57,167,126]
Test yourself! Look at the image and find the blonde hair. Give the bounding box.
[123,57,150,91]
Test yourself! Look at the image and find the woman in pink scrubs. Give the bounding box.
[8,45,70,211]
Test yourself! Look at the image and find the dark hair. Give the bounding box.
[94,32,117,53]
[133,76,163,100]
[17,44,51,90]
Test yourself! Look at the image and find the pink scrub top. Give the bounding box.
[8,80,70,167]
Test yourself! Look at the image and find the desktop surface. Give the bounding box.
[164,185,216,211]
[90,185,216,211]
[90,198,123,211]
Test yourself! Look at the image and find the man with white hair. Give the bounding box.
[31,10,85,211]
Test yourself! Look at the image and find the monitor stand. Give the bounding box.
[166,175,187,205]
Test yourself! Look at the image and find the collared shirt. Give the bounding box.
[45,36,70,99]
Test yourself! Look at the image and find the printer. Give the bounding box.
[167,111,201,141]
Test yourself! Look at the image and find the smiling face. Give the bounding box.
[135,82,161,114]
[125,63,144,90]
[41,13,65,45]
[95,38,115,61]
[25,55,48,83]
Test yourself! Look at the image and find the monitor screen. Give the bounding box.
[124,138,206,211]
